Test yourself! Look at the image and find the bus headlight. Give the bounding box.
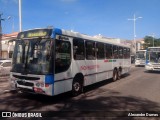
[35,82,44,87]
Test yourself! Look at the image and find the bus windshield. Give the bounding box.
[149,52,160,63]
[136,51,145,59]
[11,39,53,74]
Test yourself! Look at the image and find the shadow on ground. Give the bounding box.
[0,74,159,119]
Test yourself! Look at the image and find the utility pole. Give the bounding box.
[128,14,142,53]
[0,13,5,59]
[19,0,22,32]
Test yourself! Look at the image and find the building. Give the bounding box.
[136,38,145,50]
[1,32,18,59]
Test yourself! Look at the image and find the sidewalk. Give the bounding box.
[0,76,10,94]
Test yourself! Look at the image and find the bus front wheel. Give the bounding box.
[72,79,83,96]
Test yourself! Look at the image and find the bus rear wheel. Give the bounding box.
[117,69,122,80]
[113,69,118,82]
[72,79,83,96]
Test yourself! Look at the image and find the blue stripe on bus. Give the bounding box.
[146,60,149,64]
[52,28,62,38]
[45,75,54,84]
[55,28,62,34]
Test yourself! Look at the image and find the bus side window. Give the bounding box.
[123,47,127,59]
[86,41,96,60]
[118,47,123,59]
[105,44,112,59]
[73,38,85,60]
[96,42,105,59]
[127,48,130,58]
[113,45,118,59]
[55,40,71,74]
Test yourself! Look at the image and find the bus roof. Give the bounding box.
[54,28,130,48]
[17,27,130,48]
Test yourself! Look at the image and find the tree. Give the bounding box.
[143,36,160,49]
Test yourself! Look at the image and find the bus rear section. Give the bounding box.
[145,47,160,71]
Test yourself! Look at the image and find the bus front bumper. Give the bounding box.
[145,65,160,71]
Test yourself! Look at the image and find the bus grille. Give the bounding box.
[13,75,39,80]
[17,81,34,87]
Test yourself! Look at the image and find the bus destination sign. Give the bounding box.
[148,48,160,52]
[17,29,52,39]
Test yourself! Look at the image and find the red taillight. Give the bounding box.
[45,84,49,87]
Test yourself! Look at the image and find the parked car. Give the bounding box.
[0,60,12,76]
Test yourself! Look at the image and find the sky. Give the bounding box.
[0,0,160,40]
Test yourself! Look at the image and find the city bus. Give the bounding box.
[135,50,146,66]
[145,47,160,71]
[10,28,131,96]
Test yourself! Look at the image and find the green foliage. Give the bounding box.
[143,36,160,49]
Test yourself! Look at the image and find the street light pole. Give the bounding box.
[0,13,5,59]
[152,34,155,47]
[128,14,142,53]
[19,0,22,32]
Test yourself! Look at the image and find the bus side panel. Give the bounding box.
[54,60,73,95]
[72,60,97,86]
[122,58,131,74]
[53,78,73,95]
[96,59,113,82]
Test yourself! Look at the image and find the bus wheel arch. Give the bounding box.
[113,68,118,82]
[72,73,84,96]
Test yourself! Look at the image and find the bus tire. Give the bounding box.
[117,69,122,80]
[72,78,83,96]
[113,69,118,82]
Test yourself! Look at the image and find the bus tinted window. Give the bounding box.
[127,48,130,58]
[113,45,118,59]
[96,42,105,59]
[55,40,71,73]
[86,41,96,60]
[73,38,85,60]
[105,44,113,59]
[123,47,127,59]
[119,47,123,59]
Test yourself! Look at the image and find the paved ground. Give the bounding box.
[0,76,10,94]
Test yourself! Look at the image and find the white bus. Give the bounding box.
[10,28,131,96]
[135,50,146,66]
[145,47,160,71]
